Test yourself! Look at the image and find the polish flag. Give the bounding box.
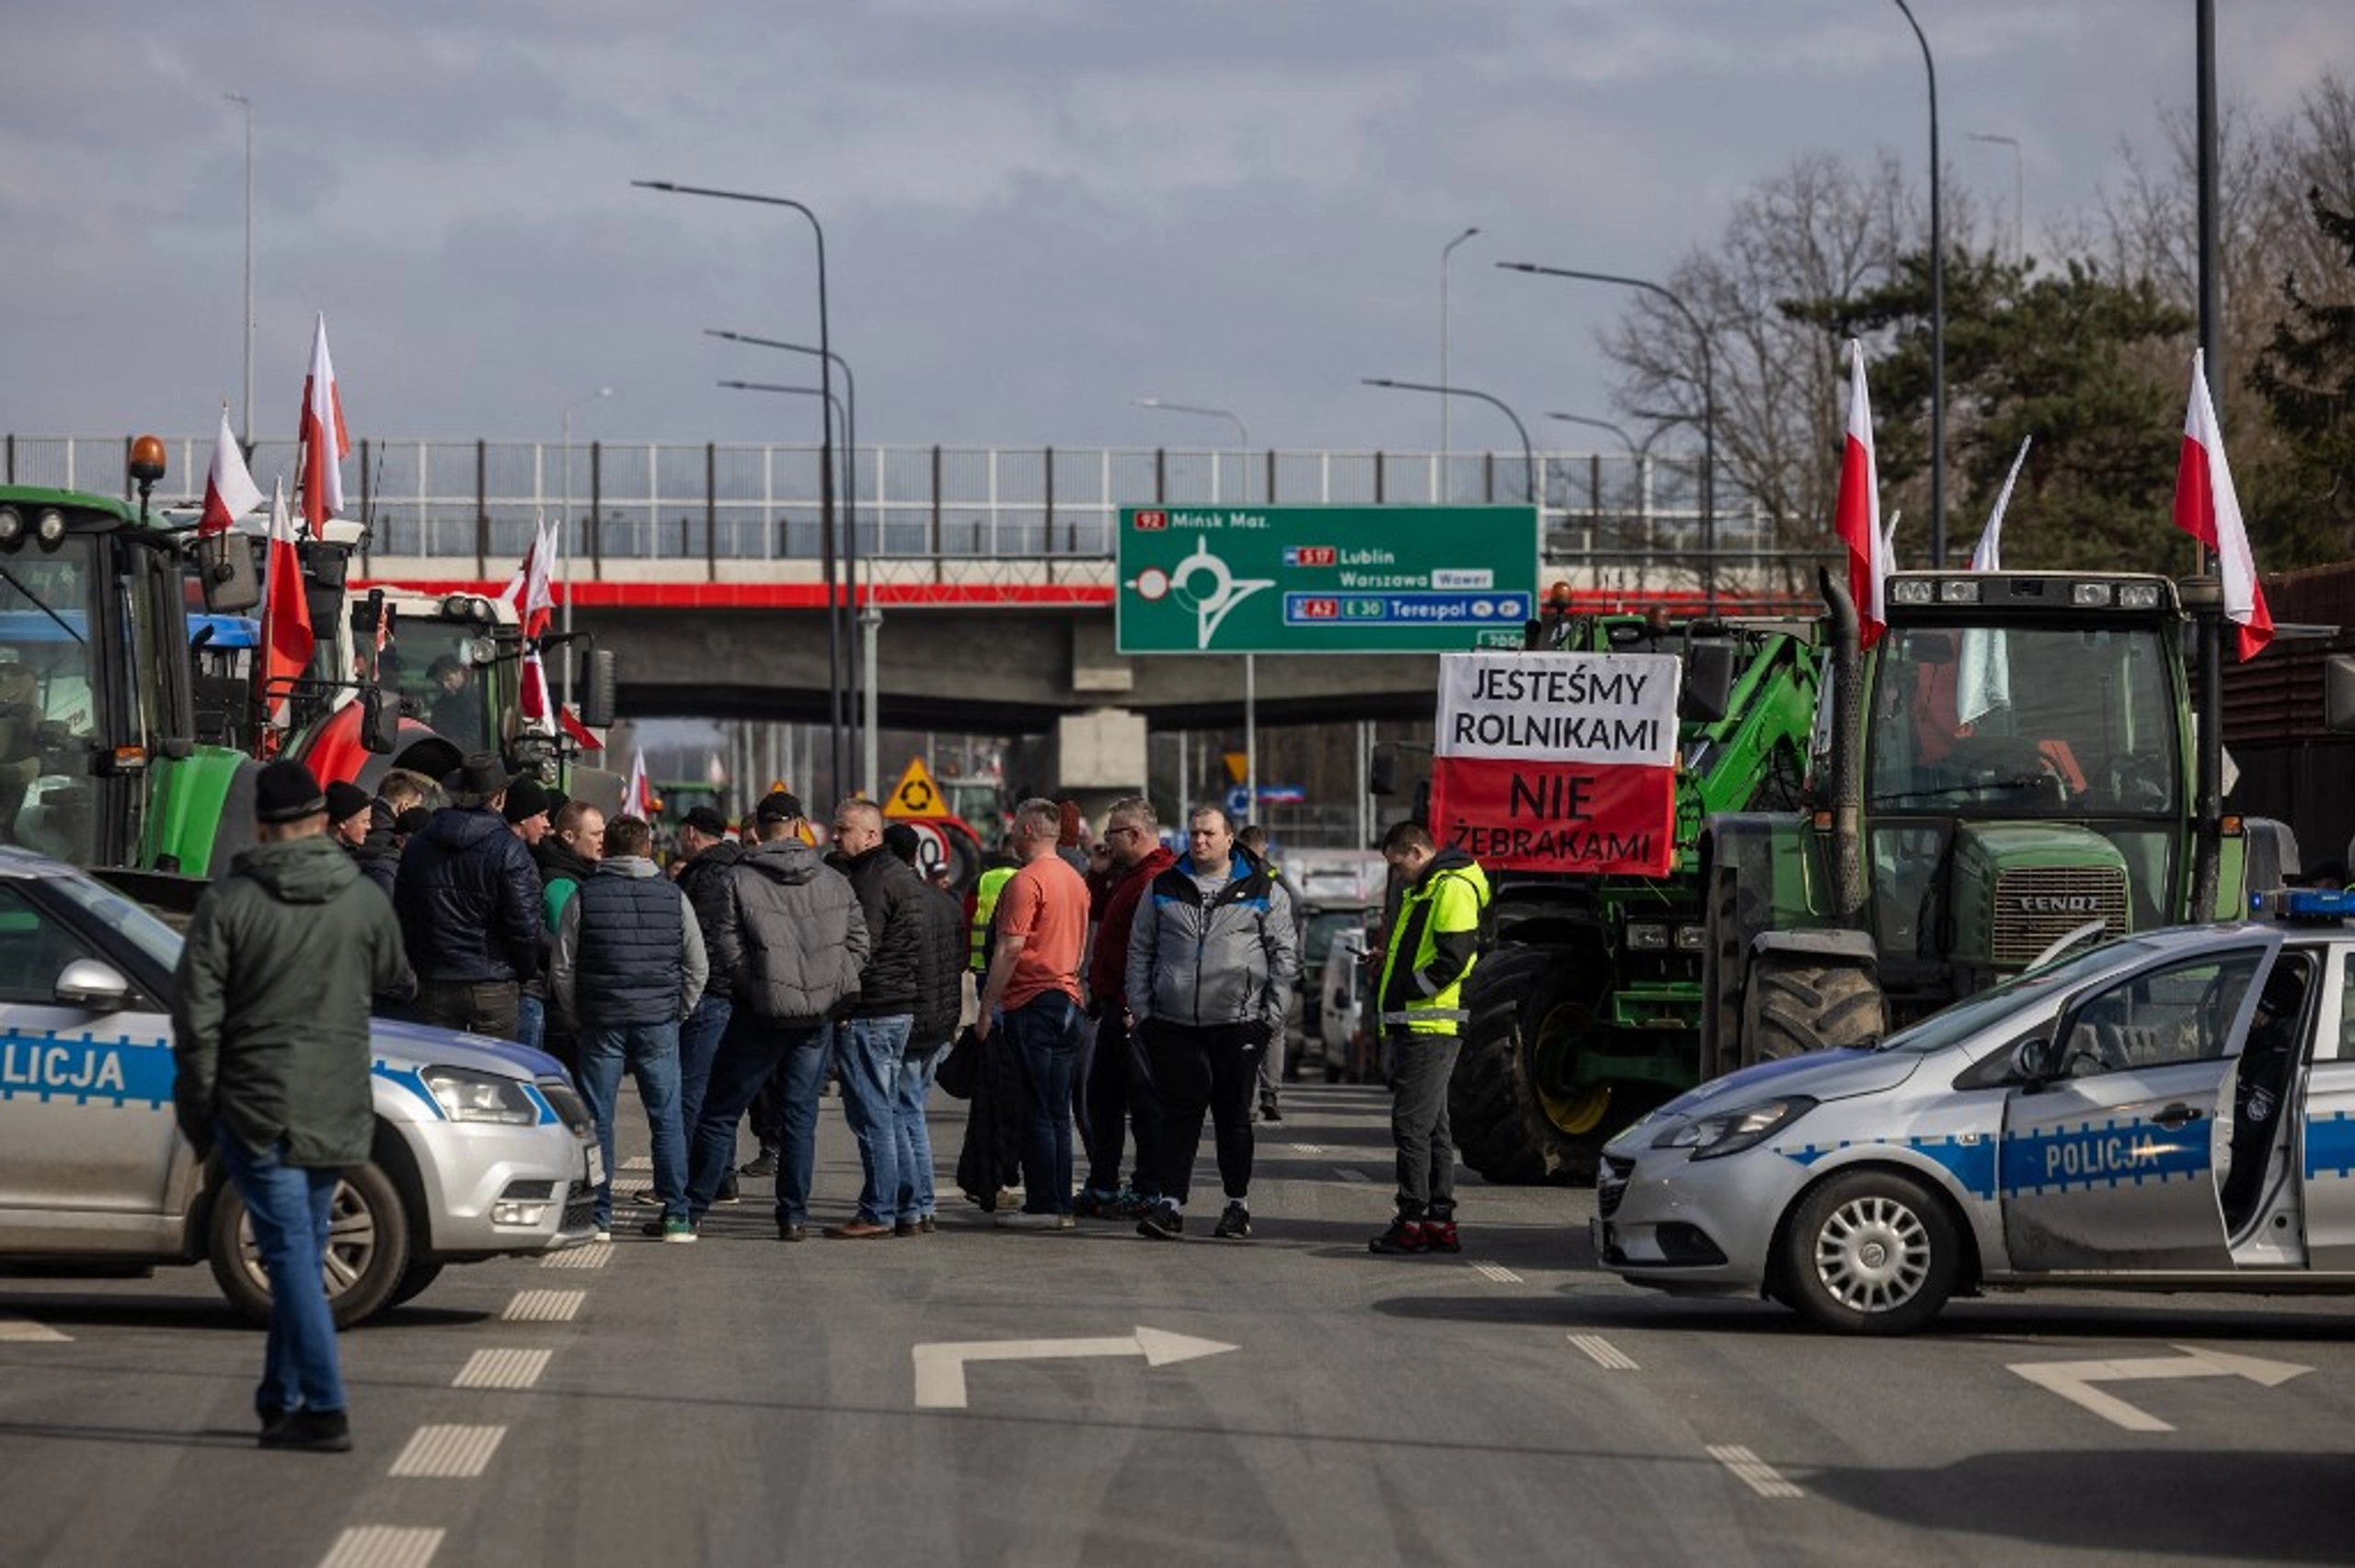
[258,478,315,722]
[557,704,603,751]
[1832,339,1890,647]
[500,518,557,640]
[297,312,350,529]
[1970,436,2033,572]
[624,750,654,818]
[2174,349,2274,662]
[199,405,263,537]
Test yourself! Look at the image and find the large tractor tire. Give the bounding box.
[1740,957,1886,1067]
[1450,947,1556,1185]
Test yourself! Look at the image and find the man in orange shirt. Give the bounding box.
[974,795,1091,1229]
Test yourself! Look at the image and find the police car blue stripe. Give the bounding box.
[2304,1110,2355,1180]
[0,1029,173,1109]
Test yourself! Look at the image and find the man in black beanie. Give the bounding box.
[171,759,408,1452]
[325,781,397,900]
[392,751,542,1038]
[504,777,557,1050]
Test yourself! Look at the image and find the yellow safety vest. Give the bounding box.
[1377,864,1489,1036]
[970,864,1017,973]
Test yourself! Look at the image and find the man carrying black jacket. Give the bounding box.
[392,752,542,1038]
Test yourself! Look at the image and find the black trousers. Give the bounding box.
[1084,1011,1166,1198]
[416,978,520,1041]
[1389,1032,1461,1221]
[1144,1020,1259,1207]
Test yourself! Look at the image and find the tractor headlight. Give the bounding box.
[2073,580,2114,607]
[2118,582,2163,610]
[1626,922,1671,952]
[0,508,23,547]
[1888,578,1934,606]
[35,509,66,548]
[1649,1095,1815,1160]
[421,1067,539,1126]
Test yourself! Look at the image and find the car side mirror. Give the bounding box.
[54,957,132,1010]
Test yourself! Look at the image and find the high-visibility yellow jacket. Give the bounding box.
[969,864,1017,974]
[1376,850,1488,1036]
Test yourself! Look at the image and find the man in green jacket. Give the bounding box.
[173,760,409,1453]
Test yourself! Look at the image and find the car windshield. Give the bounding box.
[1873,937,2166,1056]
[41,870,183,973]
[1302,909,1365,967]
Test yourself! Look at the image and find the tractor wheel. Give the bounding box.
[1740,958,1885,1067]
[1449,947,1554,1185]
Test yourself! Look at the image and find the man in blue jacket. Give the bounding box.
[392,752,542,1038]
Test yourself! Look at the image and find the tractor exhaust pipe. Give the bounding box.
[1820,567,1867,927]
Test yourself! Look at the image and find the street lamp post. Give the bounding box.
[708,328,875,795]
[559,386,614,711]
[1496,261,1717,609]
[1361,377,1536,510]
[1133,396,1258,818]
[223,92,254,449]
[1890,0,1947,567]
[634,178,848,800]
[1440,225,1481,473]
[1967,132,2024,265]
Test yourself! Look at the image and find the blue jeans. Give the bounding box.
[1005,991,1082,1216]
[215,1130,346,1418]
[515,992,546,1052]
[835,1015,913,1224]
[894,1046,943,1220]
[577,1020,687,1227]
[687,1015,832,1226]
[677,994,734,1141]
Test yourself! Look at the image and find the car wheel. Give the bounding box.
[207,1160,413,1329]
[1777,1169,1957,1334]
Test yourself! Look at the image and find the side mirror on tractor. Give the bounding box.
[361,686,402,755]
[195,533,261,614]
[2325,655,2355,734]
[580,650,618,731]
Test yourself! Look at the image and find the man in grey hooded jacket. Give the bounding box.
[680,792,868,1239]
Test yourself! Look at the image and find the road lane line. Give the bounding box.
[540,1242,612,1270]
[621,1156,653,1171]
[389,1424,508,1479]
[501,1289,584,1323]
[1289,1143,1327,1155]
[1333,1167,1370,1184]
[0,1312,69,1343]
[1470,1261,1523,1284]
[318,1525,443,1568]
[1706,1445,1803,1499]
[453,1347,553,1391]
[1568,1333,1638,1370]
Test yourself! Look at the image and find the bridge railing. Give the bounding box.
[4,433,1811,588]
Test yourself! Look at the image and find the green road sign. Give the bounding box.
[1115,504,1538,654]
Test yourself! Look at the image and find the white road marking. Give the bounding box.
[0,1312,69,1343]
[453,1347,553,1391]
[1568,1333,1637,1370]
[912,1325,1237,1410]
[540,1242,612,1271]
[389,1424,508,1478]
[1333,1167,1371,1184]
[621,1156,653,1171]
[1289,1142,1327,1155]
[1470,1261,1523,1284]
[609,1177,651,1194]
[317,1525,444,1568]
[501,1289,584,1323]
[2006,1344,2312,1434]
[1707,1445,1803,1499]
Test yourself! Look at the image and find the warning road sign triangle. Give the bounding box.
[884,758,946,819]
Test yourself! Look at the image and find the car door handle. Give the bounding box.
[2151,1103,2203,1128]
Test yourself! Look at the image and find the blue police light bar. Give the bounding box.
[2254,888,2355,921]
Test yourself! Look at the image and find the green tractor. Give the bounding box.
[1696,568,2298,1071]
[1449,611,1825,1184]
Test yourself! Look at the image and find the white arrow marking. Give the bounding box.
[2007,1343,2311,1433]
[0,1312,69,1343]
[912,1325,1237,1409]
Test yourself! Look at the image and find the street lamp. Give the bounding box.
[1890,0,1947,567]
[1966,132,2024,266]
[1497,261,1717,609]
[1361,377,1535,511]
[558,385,613,710]
[709,327,875,795]
[1440,225,1481,469]
[1134,395,1259,818]
[634,178,848,799]
[223,92,254,449]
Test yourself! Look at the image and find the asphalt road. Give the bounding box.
[6,1080,2355,1567]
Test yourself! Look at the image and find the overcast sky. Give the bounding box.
[4,1,2347,464]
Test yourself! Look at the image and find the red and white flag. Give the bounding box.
[2174,349,2274,662]
[297,312,350,530]
[624,750,654,818]
[557,704,603,751]
[500,518,557,640]
[1970,436,2032,573]
[1832,339,1890,647]
[199,405,263,537]
[258,478,315,722]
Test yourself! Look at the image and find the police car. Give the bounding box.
[1593,891,2355,1333]
[0,850,599,1325]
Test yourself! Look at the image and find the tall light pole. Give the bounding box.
[1497,260,1717,609]
[1890,0,1947,567]
[1966,132,2024,266]
[707,328,874,794]
[1362,377,1535,505]
[559,386,613,710]
[1440,225,1481,470]
[1134,395,1258,818]
[224,92,254,449]
[634,178,847,800]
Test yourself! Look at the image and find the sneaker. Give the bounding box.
[1108,1188,1153,1219]
[258,1409,351,1453]
[740,1148,779,1179]
[1213,1201,1253,1240]
[1137,1201,1184,1241]
[995,1210,1063,1230]
[918,1215,937,1234]
[1057,1214,1079,1230]
[822,1219,894,1240]
[1258,1100,1284,1124]
[1369,1219,1429,1255]
[1421,1219,1462,1253]
[594,1229,612,1244]
[631,1190,662,1207]
[714,1175,741,1206]
[662,1217,699,1243]
[776,1221,808,1242]
[1073,1186,1120,1219]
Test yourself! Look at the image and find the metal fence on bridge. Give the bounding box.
[2,432,1829,599]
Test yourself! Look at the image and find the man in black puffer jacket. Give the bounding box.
[819,799,931,1239]
[391,752,542,1038]
[672,806,746,1199]
[886,821,968,1234]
